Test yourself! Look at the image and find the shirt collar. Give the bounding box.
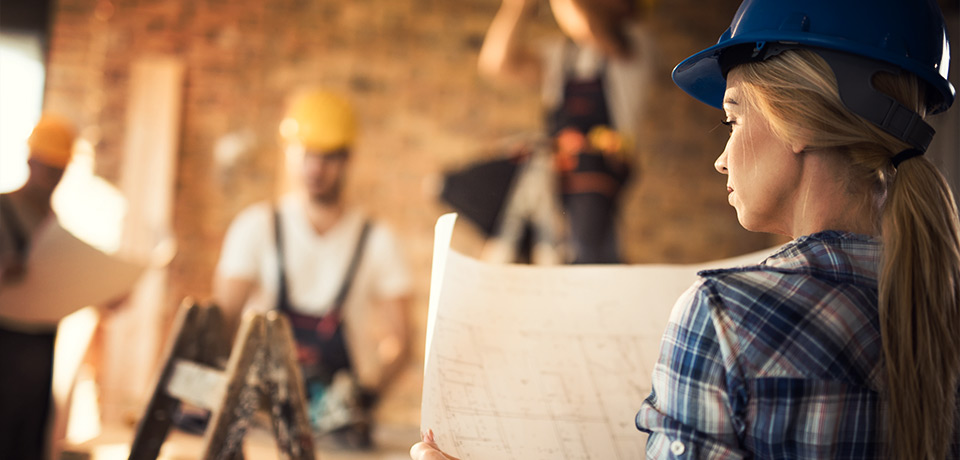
[761,231,881,284]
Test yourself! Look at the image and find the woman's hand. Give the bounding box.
[410,430,460,460]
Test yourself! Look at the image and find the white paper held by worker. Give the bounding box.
[0,219,144,326]
[421,213,772,459]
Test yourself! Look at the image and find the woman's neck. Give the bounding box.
[787,151,879,239]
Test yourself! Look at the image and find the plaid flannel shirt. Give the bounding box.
[637,231,895,459]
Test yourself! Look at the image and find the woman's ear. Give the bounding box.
[792,143,807,155]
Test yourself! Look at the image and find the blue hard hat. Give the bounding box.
[672,0,955,115]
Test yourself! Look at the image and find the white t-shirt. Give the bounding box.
[215,194,411,318]
[215,195,412,386]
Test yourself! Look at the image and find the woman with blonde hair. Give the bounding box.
[413,0,959,457]
[634,0,959,457]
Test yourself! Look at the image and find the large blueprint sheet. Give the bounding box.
[421,214,772,459]
[0,220,144,326]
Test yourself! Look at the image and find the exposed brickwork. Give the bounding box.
[46,0,784,424]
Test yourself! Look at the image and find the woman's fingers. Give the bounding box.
[410,430,461,460]
[410,441,445,459]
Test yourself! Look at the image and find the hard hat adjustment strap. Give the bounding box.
[816,49,935,152]
[718,43,936,152]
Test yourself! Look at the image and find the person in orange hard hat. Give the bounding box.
[214,89,412,450]
[0,113,77,460]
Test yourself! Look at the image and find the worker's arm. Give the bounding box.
[212,275,256,343]
[371,294,412,393]
[477,0,542,87]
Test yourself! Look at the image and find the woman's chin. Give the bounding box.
[735,211,763,233]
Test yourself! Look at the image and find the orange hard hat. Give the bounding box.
[28,113,78,169]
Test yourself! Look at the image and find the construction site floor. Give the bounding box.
[62,421,419,460]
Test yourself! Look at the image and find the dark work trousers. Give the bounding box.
[564,191,621,264]
[0,326,56,460]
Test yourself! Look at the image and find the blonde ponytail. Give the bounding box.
[733,49,960,458]
[880,157,960,459]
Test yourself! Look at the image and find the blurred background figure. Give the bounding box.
[440,0,654,264]
[213,88,413,450]
[0,114,78,460]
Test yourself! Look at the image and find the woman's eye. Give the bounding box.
[720,119,735,133]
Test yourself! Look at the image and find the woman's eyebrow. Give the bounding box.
[723,97,739,106]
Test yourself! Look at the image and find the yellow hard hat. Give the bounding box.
[28,113,77,169]
[279,89,356,153]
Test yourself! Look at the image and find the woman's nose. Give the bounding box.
[714,150,728,174]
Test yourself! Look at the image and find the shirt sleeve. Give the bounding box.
[636,279,749,459]
[214,204,270,281]
[364,222,412,300]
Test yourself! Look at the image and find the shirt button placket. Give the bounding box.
[670,439,686,456]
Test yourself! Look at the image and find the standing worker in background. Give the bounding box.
[214,89,413,450]
[0,114,77,460]
[476,0,654,264]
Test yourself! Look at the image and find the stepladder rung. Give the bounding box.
[166,358,227,410]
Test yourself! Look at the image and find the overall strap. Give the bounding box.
[330,220,372,316]
[273,208,372,316]
[273,206,291,312]
[547,42,611,137]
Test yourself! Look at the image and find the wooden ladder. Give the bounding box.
[127,299,316,460]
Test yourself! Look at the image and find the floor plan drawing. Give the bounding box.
[420,214,772,459]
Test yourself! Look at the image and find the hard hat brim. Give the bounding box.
[674,33,957,115]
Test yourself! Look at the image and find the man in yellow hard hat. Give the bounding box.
[213,89,412,450]
[0,113,77,459]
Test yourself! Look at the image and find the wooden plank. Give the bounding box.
[201,312,266,460]
[165,359,226,410]
[197,303,230,368]
[103,54,185,425]
[263,311,316,460]
[128,299,202,460]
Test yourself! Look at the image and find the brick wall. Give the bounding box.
[46,0,780,424]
